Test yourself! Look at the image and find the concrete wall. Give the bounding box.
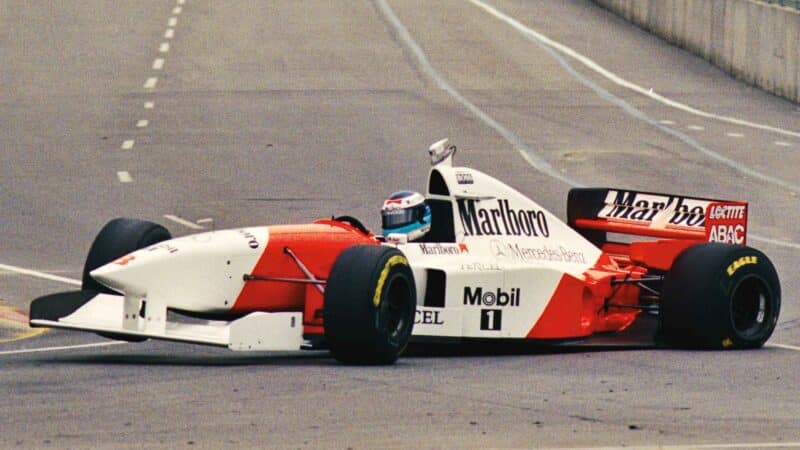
[591,0,800,103]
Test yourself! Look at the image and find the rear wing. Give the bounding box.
[567,188,748,246]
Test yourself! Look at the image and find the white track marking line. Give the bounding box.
[117,171,133,183]
[163,214,206,230]
[374,0,579,187]
[144,77,158,89]
[178,0,186,5]
[769,343,800,352]
[152,58,165,70]
[164,28,174,39]
[470,0,800,139]
[0,341,126,356]
[168,17,178,27]
[159,42,170,53]
[172,6,182,14]
[136,119,149,128]
[144,101,155,109]
[0,263,81,286]
[750,234,800,250]
[774,141,792,147]
[471,0,800,195]
[726,132,744,138]
[121,140,135,150]
[659,119,675,125]
[688,125,705,131]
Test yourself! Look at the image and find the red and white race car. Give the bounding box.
[30,140,781,364]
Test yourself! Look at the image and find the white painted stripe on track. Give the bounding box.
[172,6,182,15]
[373,0,580,187]
[470,0,800,195]
[144,101,155,109]
[168,17,178,27]
[121,140,134,149]
[117,171,133,183]
[164,28,174,39]
[144,77,158,88]
[136,119,149,128]
[178,0,186,5]
[152,58,164,70]
[0,263,81,286]
[726,132,744,138]
[163,214,206,230]
[470,0,800,139]
[0,341,126,356]
[159,42,170,53]
[768,342,800,352]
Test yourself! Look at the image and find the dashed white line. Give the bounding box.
[153,58,165,70]
[659,120,675,125]
[144,77,158,89]
[136,119,149,128]
[0,341,126,356]
[726,132,744,138]
[172,6,183,14]
[164,28,175,39]
[774,141,792,147]
[117,171,133,183]
[0,263,81,286]
[144,101,155,109]
[168,17,178,27]
[121,140,135,150]
[163,214,207,230]
[178,0,186,4]
[687,125,705,131]
[159,42,170,53]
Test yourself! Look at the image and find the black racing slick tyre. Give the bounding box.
[81,218,171,342]
[82,218,172,293]
[324,245,416,365]
[660,243,780,349]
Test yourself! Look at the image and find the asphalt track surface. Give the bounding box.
[2,1,800,448]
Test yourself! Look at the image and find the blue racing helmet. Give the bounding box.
[381,191,431,241]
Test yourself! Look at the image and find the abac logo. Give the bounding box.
[463,286,520,307]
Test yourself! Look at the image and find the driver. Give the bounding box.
[381,191,431,242]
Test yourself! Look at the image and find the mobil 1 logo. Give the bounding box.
[480,309,502,331]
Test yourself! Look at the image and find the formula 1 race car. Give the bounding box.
[30,140,781,364]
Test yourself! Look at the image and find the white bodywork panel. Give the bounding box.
[403,163,602,339]
[30,293,304,351]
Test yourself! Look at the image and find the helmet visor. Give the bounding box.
[382,208,421,230]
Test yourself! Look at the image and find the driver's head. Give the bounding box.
[381,191,431,241]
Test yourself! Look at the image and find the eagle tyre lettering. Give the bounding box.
[81,218,172,342]
[324,245,416,365]
[660,243,780,349]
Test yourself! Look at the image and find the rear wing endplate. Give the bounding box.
[567,188,748,245]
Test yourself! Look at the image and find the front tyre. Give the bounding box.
[324,245,416,365]
[660,243,780,349]
[81,218,171,342]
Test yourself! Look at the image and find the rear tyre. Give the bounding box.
[81,218,171,342]
[324,245,416,365]
[660,243,780,349]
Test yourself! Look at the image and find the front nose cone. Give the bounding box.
[90,259,138,295]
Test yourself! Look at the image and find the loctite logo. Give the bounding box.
[457,198,549,238]
[708,204,746,220]
[463,287,521,307]
[599,191,708,227]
